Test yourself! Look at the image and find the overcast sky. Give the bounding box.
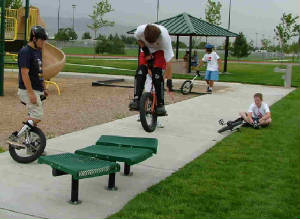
[30,0,300,43]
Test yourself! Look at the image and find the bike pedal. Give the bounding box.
[7,142,25,150]
[157,113,168,117]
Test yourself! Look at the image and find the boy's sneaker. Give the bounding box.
[207,88,212,93]
[7,131,25,148]
[206,86,210,92]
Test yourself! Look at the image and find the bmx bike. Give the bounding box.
[180,71,204,95]
[218,117,260,133]
[8,95,47,163]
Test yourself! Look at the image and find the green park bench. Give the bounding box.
[38,135,158,204]
[75,135,158,175]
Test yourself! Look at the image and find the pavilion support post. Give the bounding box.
[223,36,229,73]
[188,35,192,73]
[176,35,179,59]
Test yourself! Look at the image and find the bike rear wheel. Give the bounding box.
[181,80,193,95]
[139,92,157,132]
[9,126,46,163]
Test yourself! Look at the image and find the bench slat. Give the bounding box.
[75,145,153,165]
[38,153,120,179]
[96,135,158,154]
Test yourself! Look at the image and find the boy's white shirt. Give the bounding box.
[202,51,220,71]
[248,102,270,118]
[134,24,174,62]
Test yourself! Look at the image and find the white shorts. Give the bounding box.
[18,88,44,120]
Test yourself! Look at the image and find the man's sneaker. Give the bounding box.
[156,105,167,116]
[129,99,139,111]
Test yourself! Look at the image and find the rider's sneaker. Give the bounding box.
[7,131,25,148]
[156,105,167,116]
[129,99,139,111]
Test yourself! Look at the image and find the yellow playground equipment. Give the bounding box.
[5,6,65,95]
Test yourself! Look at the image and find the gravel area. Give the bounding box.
[1,72,229,149]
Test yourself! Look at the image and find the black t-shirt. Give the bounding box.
[18,45,44,92]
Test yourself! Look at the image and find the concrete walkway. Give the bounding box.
[0,81,294,219]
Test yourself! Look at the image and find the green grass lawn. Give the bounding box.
[62,46,299,63]
[64,57,299,87]
[109,87,300,219]
[62,47,138,57]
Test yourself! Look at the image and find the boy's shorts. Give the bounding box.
[18,88,44,120]
[205,70,219,81]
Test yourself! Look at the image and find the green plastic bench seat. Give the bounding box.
[75,145,153,165]
[38,153,120,180]
[96,135,158,153]
[38,153,120,204]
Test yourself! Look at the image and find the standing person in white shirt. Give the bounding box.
[129,24,174,115]
[198,44,222,93]
[240,93,272,128]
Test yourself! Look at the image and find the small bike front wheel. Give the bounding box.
[218,120,243,133]
[139,92,157,132]
[181,80,193,95]
[9,126,46,163]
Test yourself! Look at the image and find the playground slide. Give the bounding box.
[42,42,66,80]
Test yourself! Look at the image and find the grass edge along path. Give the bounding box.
[108,88,300,219]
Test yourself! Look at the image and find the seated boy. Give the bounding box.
[240,93,272,128]
[129,24,174,115]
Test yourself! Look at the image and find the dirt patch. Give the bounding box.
[2,72,218,149]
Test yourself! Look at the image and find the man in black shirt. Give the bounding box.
[7,26,48,146]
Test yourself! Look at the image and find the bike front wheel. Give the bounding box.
[181,80,193,95]
[9,126,46,163]
[139,92,157,132]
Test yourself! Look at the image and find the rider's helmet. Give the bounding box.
[30,26,48,41]
[205,44,214,49]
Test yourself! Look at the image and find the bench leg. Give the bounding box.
[124,163,133,176]
[107,173,118,191]
[69,177,81,204]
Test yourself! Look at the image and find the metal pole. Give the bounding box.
[57,0,60,33]
[0,0,6,96]
[176,35,179,59]
[24,0,30,45]
[224,36,229,73]
[72,4,76,31]
[188,35,192,73]
[228,0,231,30]
[156,0,159,22]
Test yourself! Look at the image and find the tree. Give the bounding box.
[261,39,272,51]
[171,41,187,48]
[230,32,251,58]
[274,13,300,52]
[82,32,92,40]
[87,0,114,39]
[6,0,22,9]
[54,28,78,41]
[205,0,222,26]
